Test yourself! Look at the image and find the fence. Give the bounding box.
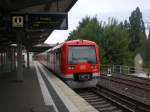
[101,65,150,78]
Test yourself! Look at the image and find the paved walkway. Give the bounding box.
[0,64,45,112]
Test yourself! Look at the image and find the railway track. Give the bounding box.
[99,74,150,106]
[74,86,150,112]
[100,74,150,91]
[75,88,129,112]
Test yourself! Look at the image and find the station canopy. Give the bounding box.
[0,0,77,50]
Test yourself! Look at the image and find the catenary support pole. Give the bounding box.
[17,31,23,81]
[27,50,30,68]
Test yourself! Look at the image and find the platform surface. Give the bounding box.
[0,63,45,112]
[0,61,98,112]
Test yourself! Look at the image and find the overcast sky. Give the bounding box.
[45,0,150,44]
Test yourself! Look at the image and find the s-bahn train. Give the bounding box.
[35,40,101,88]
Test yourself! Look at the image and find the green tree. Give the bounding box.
[141,29,150,67]
[67,29,79,40]
[67,17,132,65]
[123,20,130,30]
[101,18,132,65]
[67,16,106,64]
[67,16,91,41]
[128,7,146,52]
[148,35,150,67]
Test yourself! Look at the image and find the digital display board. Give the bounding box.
[28,13,68,30]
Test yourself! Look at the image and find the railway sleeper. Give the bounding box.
[101,89,137,109]
[82,93,99,96]
[87,98,104,102]
[83,96,100,100]
[98,86,136,106]
[91,89,134,112]
[77,92,94,96]
[135,104,150,112]
[90,101,110,106]
[97,86,150,112]
[110,110,123,112]
[81,94,99,98]
[97,106,118,112]
[89,100,108,105]
[94,103,112,108]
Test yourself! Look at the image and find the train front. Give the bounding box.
[62,40,100,88]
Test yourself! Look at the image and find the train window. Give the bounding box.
[68,46,97,64]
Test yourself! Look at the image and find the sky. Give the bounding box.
[45,0,150,44]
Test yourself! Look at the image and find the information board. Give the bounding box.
[10,12,68,31]
[28,13,68,30]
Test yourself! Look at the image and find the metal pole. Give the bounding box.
[27,50,30,69]
[12,48,15,70]
[15,47,17,69]
[112,64,115,73]
[128,66,130,75]
[10,48,12,71]
[13,47,16,69]
[120,65,122,74]
[0,52,1,73]
[1,52,4,72]
[4,51,6,71]
[17,31,23,81]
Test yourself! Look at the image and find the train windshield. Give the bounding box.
[68,46,97,64]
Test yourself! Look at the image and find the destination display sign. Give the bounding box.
[28,13,68,30]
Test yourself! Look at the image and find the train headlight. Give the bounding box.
[68,66,75,70]
[91,65,97,69]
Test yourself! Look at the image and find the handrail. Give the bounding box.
[101,64,150,79]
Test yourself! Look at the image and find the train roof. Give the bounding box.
[45,40,97,52]
[64,39,96,45]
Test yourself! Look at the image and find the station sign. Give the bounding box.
[11,14,25,28]
[28,12,68,30]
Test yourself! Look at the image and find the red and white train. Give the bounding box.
[35,40,101,88]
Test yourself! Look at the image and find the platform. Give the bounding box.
[0,61,98,112]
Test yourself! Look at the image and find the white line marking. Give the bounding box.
[37,62,80,112]
[34,61,59,112]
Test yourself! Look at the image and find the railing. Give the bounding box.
[101,65,150,79]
